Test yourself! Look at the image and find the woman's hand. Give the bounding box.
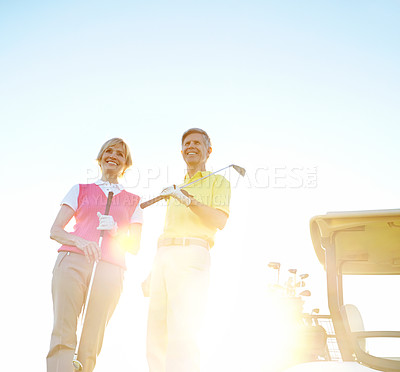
[50,204,102,263]
[74,236,101,263]
[141,272,151,297]
[96,212,118,233]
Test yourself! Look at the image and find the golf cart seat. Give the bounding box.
[310,209,400,372]
[340,304,366,352]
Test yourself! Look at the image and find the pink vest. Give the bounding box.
[59,183,140,269]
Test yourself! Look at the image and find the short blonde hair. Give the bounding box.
[96,138,132,176]
[181,128,212,149]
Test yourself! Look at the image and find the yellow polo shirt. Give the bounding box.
[160,171,231,247]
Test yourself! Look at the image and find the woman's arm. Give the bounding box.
[50,204,101,263]
[115,223,142,254]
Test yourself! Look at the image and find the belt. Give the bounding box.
[158,237,210,250]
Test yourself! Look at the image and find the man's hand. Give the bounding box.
[97,212,118,232]
[160,185,191,207]
[172,188,192,206]
[141,273,151,297]
[160,185,176,197]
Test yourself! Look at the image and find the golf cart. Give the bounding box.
[285,209,400,372]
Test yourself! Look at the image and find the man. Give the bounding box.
[146,128,231,372]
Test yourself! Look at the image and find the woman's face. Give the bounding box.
[100,143,127,176]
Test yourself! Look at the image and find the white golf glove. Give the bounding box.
[160,185,191,207]
[97,212,118,232]
[160,185,176,197]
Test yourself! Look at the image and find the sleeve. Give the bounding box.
[130,197,144,224]
[212,176,231,216]
[61,184,80,211]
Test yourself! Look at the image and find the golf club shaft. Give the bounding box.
[179,164,233,188]
[73,191,114,370]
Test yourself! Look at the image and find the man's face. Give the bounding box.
[181,132,212,168]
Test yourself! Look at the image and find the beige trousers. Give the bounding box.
[47,252,124,372]
[146,244,210,372]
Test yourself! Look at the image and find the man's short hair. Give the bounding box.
[181,128,212,148]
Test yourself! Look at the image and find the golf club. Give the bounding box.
[288,268,297,296]
[73,191,114,371]
[268,262,281,284]
[140,164,246,209]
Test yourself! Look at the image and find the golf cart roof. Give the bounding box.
[310,209,400,275]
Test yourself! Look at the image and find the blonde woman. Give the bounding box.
[47,138,142,372]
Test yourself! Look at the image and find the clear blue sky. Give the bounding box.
[1,1,400,370]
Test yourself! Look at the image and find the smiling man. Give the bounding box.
[146,128,231,372]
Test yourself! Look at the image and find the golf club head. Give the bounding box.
[300,290,311,297]
[300,274,309,280]
[231,164,246,177]
[73,359,83,371]
[288,268,297,274]
[268,262,281,270]
[271,284,285,291]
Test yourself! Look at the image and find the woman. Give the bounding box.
[46,138,142,372]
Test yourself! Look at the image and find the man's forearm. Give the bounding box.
[188,197,228,230]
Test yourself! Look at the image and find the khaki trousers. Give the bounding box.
[146,244,210,372]
[47,252,124,372]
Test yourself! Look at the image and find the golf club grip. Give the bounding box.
[140,195,164,209]
[100,191,114,238]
